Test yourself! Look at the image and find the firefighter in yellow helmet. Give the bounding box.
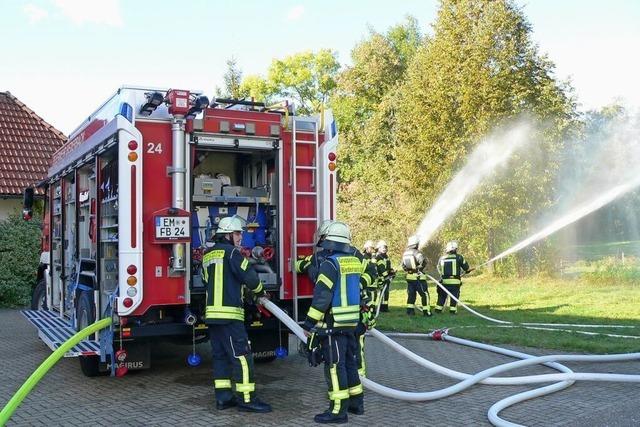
[402,235,431,316]
[303,221,364,423]
[374,240,394,312]
[202,216,272,412]
[435,240,472,314]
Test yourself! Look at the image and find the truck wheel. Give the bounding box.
[30,279,47,311]
[76,291,101,377]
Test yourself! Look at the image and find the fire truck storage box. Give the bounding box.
[192,177,223,201]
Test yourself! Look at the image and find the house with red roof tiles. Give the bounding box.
[0,92,66,219]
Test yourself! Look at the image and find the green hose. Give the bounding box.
[0,317,111,425]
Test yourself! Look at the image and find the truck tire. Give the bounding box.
[76,291,101,377]
[30,279,47,311]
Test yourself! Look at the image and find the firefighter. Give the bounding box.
[362,240,378,302]
[298,222,376,388]
[295,220,334,282]
[435,240,472,314]
[375,240,394,312]
[202,216,272,413]
[363,240,375,260]
[302,221,364,423]
[402,235,431,316]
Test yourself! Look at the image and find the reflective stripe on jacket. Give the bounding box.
[437,253,469,286]
[202,241,263,323]
[305,252,362,329]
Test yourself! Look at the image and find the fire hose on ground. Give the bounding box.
[0,317,112,425]
[259,298,640,427]
[424,273,640,338]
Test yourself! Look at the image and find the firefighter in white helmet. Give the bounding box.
[401,235,431,316]
[297,221,376,387]
[202,216,272,412]
[361,240,377,300]
[374,240,394,312]
[302,221,364,423]
[435,240,472,314]
[295,220,335,282]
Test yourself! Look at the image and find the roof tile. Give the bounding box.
[0,92,66,195]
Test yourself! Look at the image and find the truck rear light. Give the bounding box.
[128,152,138,162]
[122,298,133,308]
[270,124,280,137]
[127,265,137,275]
[127,276,137,286]
[126,287,137,297]
[328,152,336,161]
[128,140,138,150]
[328,162,336,171]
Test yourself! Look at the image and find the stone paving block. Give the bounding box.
[1,308,639,426]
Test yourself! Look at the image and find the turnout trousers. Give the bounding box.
[320,331,363,416]
[435,283,461,313]
[406,278,430,314]
[209,321,256,403]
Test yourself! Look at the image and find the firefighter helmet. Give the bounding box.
[407,235,419,248]
[316,220,335,243]
[445,240,458,253]
[363,240,375,250]
[324,221,352,244]
[216,216,245,234]
[376,240,387,253]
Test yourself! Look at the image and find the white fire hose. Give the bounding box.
[424,273,639,338]
[259,298,640,427]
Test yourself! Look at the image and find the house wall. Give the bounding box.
[0,197,22,220]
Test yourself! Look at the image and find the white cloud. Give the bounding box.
[286,5,304,21]
[24,4,49,24]
[52,0,123,27]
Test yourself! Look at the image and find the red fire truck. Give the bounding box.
[22,86,338,376]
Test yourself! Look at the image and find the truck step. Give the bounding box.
[21,310,101,357]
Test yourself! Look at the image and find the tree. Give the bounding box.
[216,58,243,99]
[332,17,424,253]
[239,50,340,114]
[0,214,42,307]
[392,0,576,274]
[239,75,275,105]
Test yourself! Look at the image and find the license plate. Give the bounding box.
[155,216,189,239]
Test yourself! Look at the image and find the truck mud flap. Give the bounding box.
[247,327,289,361]
[103,341,151,371]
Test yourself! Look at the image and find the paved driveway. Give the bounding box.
[1,308,639,426]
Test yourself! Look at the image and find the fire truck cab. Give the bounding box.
[23,86,338,376]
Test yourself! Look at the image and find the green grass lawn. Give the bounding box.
[376,273,640,353]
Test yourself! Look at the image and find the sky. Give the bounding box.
[1,0,639,135]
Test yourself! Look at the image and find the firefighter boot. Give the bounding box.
[314,411,348,424]
[423,308,432,317]
[406,307,415,316]
[216,397,237,410]
[237,397,272,413]
[348,393,364,415]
